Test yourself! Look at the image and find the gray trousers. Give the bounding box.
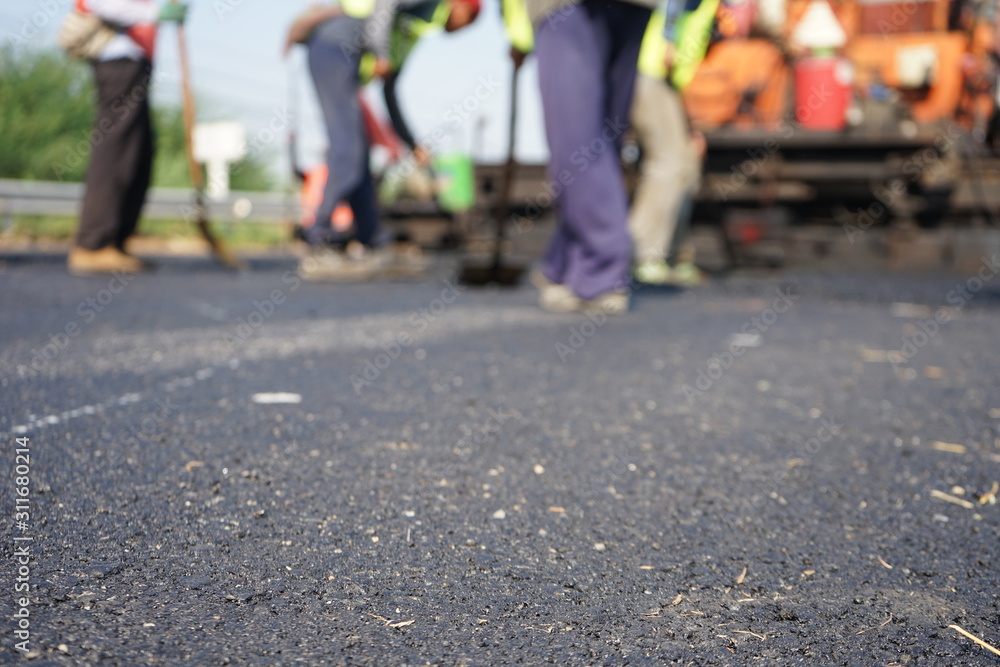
[306,20,380,247]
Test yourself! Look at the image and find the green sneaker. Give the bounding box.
[665,261,704,287]
[634,259,671,285]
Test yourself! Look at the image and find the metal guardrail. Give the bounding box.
[0,179,295,226]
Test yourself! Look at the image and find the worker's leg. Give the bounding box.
[307,27,379,247]
[628,76,694,264]
[344,150,380,247]
[77,59,153,251]
[667,191,695,264]
[535,0,637,299]
[535,0,649,300]
[605,2,649,150]
[536,0,648,299]
[116,62,154,251]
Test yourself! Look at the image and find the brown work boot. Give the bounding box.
[117,246,153,272]
[67,246,146,276]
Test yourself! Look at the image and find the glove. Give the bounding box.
[159,2,189,23]
[412,145,432,167]
[372,58,393,79]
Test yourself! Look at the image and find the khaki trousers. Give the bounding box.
[628,74,701,263]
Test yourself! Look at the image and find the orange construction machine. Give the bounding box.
[686,0,997,130]
[682,0,999,233]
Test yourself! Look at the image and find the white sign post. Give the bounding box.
[193,121,247,201]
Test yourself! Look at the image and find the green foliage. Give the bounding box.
[151,105,191,188]
[0,45,274,191]
[228,155,278,193]
[0,44,94,182]
[10,214,292,246]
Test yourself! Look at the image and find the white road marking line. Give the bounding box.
[10,392,142,435]
[5,368,217,436]
[251,392,302,405]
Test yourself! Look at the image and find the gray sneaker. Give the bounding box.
[383,243,431,278]
[529,268,555,290]
[532,268,583,312]
[299,245,380,282]
[538,283,583,313]
[582,290,629,316]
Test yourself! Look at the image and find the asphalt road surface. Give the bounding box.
[1,253,999,666]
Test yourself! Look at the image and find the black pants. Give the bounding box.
[76,58,154,251]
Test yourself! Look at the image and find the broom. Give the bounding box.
[173,1,243,269]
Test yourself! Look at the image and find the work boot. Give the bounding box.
[68,246,145,276]
[118,245,153,271]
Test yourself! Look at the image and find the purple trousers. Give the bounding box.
[535,0,650,299]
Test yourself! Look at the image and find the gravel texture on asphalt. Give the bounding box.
[1,256,998,665]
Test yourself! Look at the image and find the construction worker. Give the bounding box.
[505,0,666,314]
[284,0,480,280]
[630,0,722,286]
[67,0,189,276]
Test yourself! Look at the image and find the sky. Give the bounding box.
[0,0,549,183]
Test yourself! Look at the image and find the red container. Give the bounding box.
[795,56,853,130]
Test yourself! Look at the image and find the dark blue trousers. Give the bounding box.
[535,0,650,299]
[307,23,380,247]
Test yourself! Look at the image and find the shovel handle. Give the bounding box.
[491,63,520,267]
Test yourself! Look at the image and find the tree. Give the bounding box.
[0,45,93,182]
[0,44,274,191]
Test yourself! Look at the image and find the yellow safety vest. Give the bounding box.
[502,0,534,53]
[639,0,720,89]
[358,0,452,82]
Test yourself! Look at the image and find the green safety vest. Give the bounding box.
[358,0,452,82]
[638,0,720,90]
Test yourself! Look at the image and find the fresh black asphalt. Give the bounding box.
[1,254,999,665]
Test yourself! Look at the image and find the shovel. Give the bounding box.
[458,60,526,286]
[173,2,243,270]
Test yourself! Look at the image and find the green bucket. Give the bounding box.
[433,153,475,212]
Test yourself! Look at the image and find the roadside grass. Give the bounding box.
[2,215,294,247]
